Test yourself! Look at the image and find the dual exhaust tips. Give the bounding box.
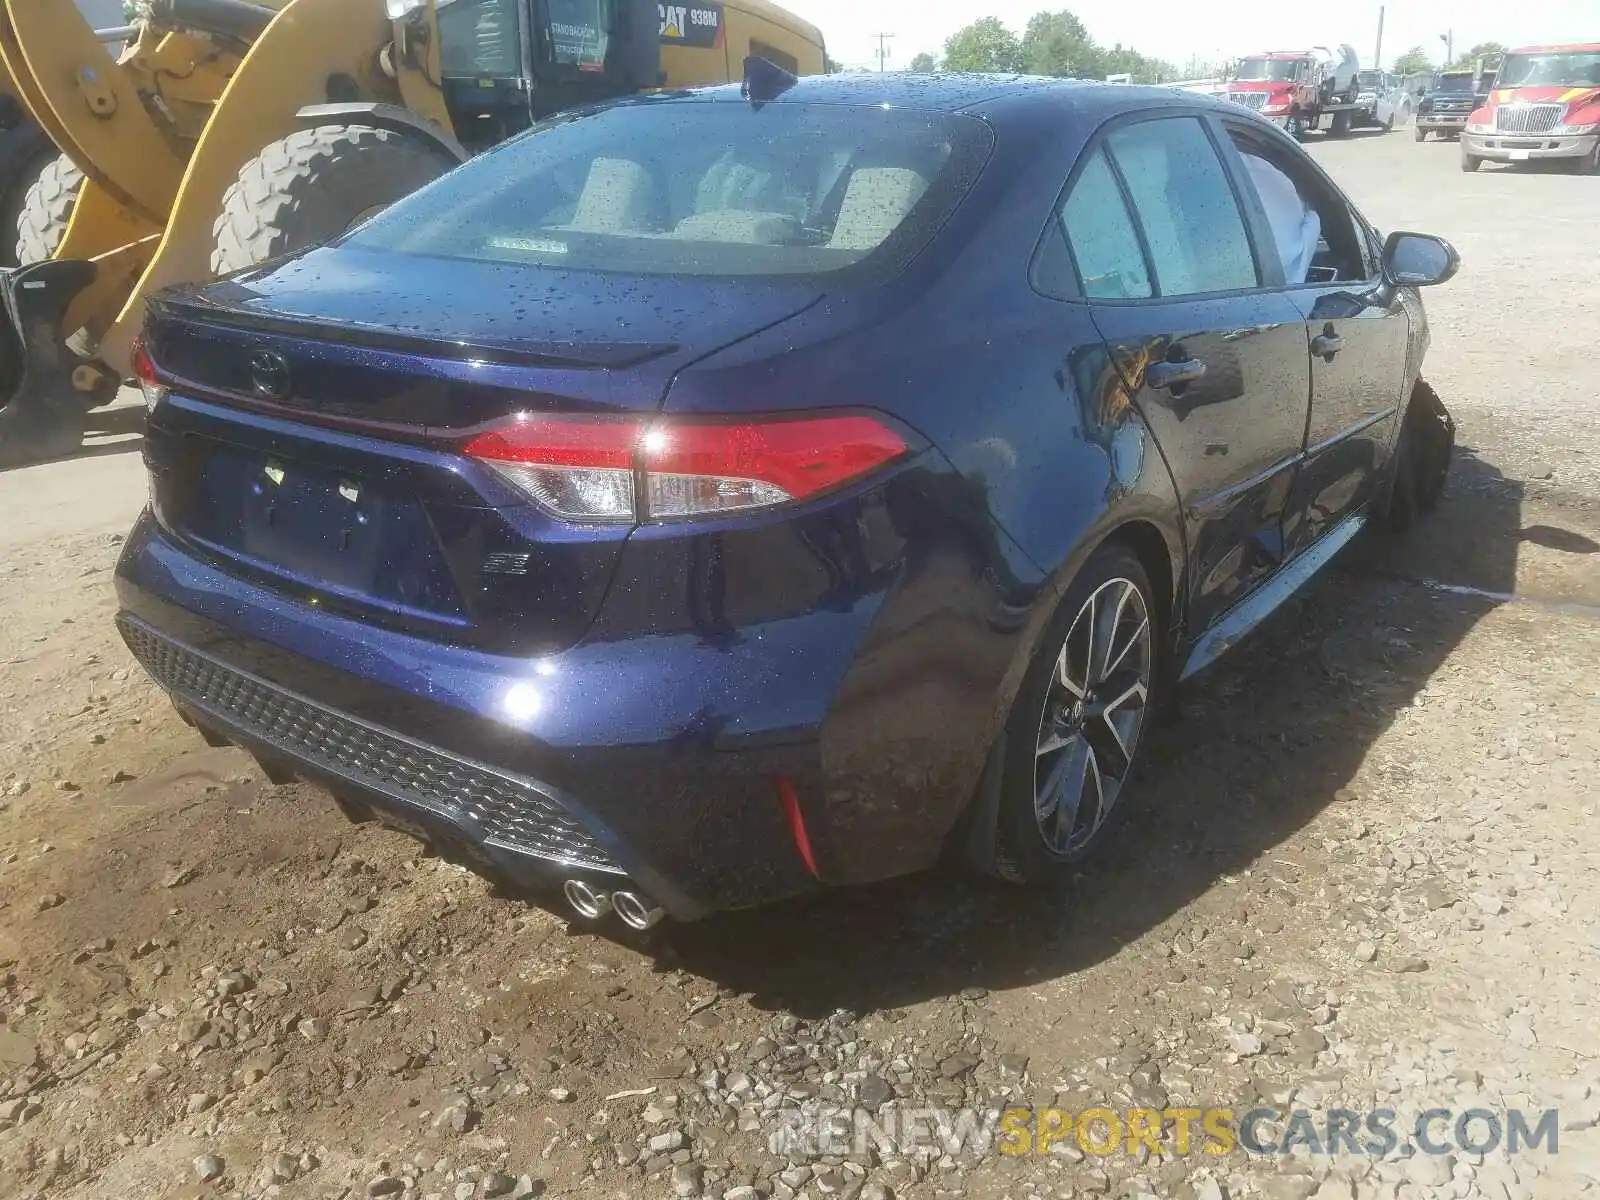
[563,879,665,931]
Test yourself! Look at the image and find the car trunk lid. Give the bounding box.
[141,248,822,653]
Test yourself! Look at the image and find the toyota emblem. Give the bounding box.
[248,349,292,401]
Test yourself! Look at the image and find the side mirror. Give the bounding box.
[1382,231,1460,287]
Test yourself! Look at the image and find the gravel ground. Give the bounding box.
[1,129,1598,1200]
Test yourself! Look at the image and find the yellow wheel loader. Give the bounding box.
[1,2,124,268]
[0,0,825,467]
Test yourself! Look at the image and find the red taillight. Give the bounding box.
[132,338,168,412]
[462,413,906,524]
[464,417,640,522]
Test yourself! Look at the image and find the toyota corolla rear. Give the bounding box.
[114,87,1003,921]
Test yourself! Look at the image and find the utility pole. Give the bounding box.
[1440,30,1453,66]
[872,32,894,72]
[1373,5,1384,69]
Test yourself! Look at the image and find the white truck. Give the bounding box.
[1353,68,1413,131]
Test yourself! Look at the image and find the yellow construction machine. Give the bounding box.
[1,2,125,268]
[0,0,826,466]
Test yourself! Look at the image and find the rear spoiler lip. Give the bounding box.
[146,293,680,372]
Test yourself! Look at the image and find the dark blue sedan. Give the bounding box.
[116,71,1458,927]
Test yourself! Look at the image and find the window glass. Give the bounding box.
[1498,51,1600,87]
[345,103,993,281]
[544,0,612,71]
[1228,132,1369,284]
[1106,118,1257,296]
[1058,148,1151,300]
[438,0,522,77]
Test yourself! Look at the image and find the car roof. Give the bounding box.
[1509,42,1600,54]
[677,70,1198,118]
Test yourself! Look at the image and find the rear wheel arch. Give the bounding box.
[1083,517,1190,691]
[1104,519,1179,623]
[952,511,1184,876]
[986,538,1165,882]
[1021,512,1185,686]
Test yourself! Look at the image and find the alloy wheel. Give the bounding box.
[1033,576,1154,856]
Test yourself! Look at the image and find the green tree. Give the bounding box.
[1020,10,1101,77]
[825,56,844,73]
[1391,46,1434,75]
[943,17,1023,73]
[1100,43,1175,83]
[908,51,940,72]
[1453,41,1507,68]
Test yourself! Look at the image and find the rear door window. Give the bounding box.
[344,101,994,283]
[1104,116,1259,297]
[1057,148,1152,300]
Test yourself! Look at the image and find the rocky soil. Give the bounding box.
[2,131,1598,1200]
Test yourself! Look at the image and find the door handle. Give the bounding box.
[1311,326,1345,361]
[1147,357,1206,391]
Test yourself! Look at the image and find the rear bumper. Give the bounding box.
[113,511,861,920]
[1461,131,1599,162]
[116,612,683,895]
[114,504,1025,918]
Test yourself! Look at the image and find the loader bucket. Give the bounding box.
[0,260,106,468]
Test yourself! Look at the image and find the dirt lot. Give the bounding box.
[3,131,1599,1200]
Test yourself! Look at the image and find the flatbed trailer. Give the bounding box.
[1228,92,1367,139]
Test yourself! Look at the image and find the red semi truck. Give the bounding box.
[1226,45,1365,138]
[1460,42,1600,173]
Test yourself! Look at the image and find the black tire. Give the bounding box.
[1329,110,1352,138]
[1381,377,1454,533]
[1,148,54,268]
[1414,126,1428,142]
[990,542,1162,885]
[1461,153,1482,173]
[1577,141,1600,176]
[212,124,457,276]
[13,154,85,265]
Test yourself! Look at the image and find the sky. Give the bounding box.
[792,0,1597,76]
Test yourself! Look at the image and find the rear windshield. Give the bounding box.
[343,100,994,282]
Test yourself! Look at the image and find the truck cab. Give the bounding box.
[1227,46,1360,132]
[1461,42,1600,172]
[1415,70,1479,139]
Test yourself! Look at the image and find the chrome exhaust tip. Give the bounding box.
[562,879,613,920]
[612,890,665,931]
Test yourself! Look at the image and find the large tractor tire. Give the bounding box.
[12,153,85,265]
[1,150,53,268]
[212,124,457,276]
